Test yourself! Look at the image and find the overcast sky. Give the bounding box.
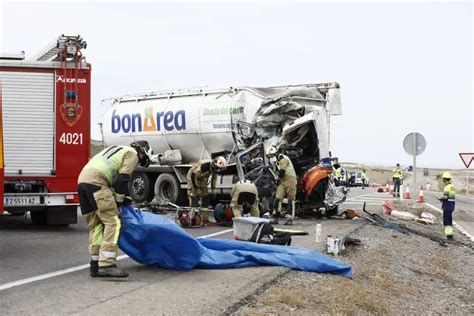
[1,1,472,168]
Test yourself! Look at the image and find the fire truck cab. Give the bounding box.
[0,35,90,225]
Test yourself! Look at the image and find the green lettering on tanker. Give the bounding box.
[202,106,244,116]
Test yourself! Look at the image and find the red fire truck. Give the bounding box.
[0,35,90,225]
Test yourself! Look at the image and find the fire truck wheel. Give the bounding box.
[30,210,47,226]
[154,173,185,205]
[129,173,153,203]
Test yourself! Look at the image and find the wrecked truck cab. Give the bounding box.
[280,110,347,215]
[233,84,347,216]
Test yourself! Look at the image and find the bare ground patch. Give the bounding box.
[233,219,474,315]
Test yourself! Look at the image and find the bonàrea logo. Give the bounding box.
[111,107,186,133]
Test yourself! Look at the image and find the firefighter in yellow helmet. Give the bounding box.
[266,146,297,225]
[77,140,152,277]
[438,172,456,240]
[230,179,260,218]
[187,156,227,222]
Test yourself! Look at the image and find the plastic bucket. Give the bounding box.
[233,217,270,241]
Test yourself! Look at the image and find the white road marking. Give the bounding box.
[197,228,233,239]
[424,202,474,242]
[0,228,234,292]
[342,202,384,206]
[345,192,379,201]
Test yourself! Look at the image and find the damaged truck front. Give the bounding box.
[101,83,347,213]
[235,83,347,215]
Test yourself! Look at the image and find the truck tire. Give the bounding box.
[31,210,47,226]
[129,173,153,203]
[154,173,185,205]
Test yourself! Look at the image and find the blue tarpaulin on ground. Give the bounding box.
[118,206,352,278]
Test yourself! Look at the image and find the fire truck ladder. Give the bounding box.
[34,35,87,62]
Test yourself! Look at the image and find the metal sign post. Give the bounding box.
[412,133,417,193]
[403,132,426,196]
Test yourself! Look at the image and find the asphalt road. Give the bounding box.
[0,187,471,314]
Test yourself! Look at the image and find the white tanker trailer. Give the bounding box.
[100,83,346,214]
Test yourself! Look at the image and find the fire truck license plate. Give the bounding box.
[4,197,41,206]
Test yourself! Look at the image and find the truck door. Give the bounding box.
[281,111,322,175]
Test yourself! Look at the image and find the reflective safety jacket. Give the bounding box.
[277,154,296,180]
[189,160,218,190]
[85,146,138,186]
[393,168,402,179]
[442,183,455,212]
[361,172,366,180]
[334,167,342,179]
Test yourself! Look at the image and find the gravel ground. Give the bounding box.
[231,207,474,315]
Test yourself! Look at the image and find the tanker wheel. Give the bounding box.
[129,173,153,203]
[154,173,185,205]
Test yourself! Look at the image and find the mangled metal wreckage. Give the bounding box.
[234,84,348,215]
[101,83,348,214]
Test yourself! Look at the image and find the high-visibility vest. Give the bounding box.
[334,167,342,179]
[277,154,296,178]
[85,145,136,185]
[442,183,456,212]
[361,172,366,180]
[393,168,402,179]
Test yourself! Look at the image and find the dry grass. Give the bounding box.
[264,288,308,307]
[323,277,392,315]
[371,252,391,265]
[424,252,456,285]
[254,275,395,315]
[237,310,274,316]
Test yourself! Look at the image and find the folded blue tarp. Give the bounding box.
[118,206,352,278]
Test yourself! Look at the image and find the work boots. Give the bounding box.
[96,264,129,278]
[284,200,295,225]
[270,213,279,225]
[90,260,99,277]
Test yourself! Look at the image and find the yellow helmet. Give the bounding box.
[442,171,452,179]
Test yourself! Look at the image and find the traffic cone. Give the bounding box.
[389,184,394,194]
[404,185,411,199]
[417,185,425,203]
[384,184,389,192]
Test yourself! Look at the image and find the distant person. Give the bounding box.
[438,172,455,240]
[230,180,260,218]
[361,169,367,189]
[333,163,342,181]
[392,163,402,197]
[425,179,431,191]
[77,140,152,278]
